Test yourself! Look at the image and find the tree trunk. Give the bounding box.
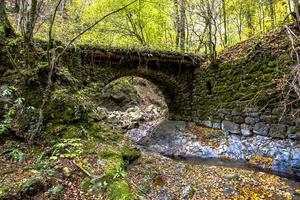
[16,0,25,33]
[24,0,38,44]
[174,0,180,49]
[14,0,20,13]
[287,0,292,22]
[222,0,227,46]
[293,0,300,29]
[246,6,254,37]
[0,0,15,37]
[269,0,275,28]
[206,2,214,60]
[179,0,186,51]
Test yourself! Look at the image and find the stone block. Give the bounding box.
[269,124,288,139]
[279,116,295,126]
[245,117,259,125]
[232,108,242,116]
[287,126,300,140]
[243,107,259,113]
[263,108,272,115]
[247,112,260,117]
[202,120,213,128]
[224,115,233,121]
[240,124,253,137]
[253,122,270,136]
[287,126,300,134]
[288,133,300,140]
[260,115,278,124]
[232,116,245,124]
[222,121,240,134]
[218,108,231,115]
[212,122,221,129]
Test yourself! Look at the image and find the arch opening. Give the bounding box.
[98,76,169,129]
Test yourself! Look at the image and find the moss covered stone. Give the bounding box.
[107,181,133,200]
[89,123,123,142]
[121,147,141,164]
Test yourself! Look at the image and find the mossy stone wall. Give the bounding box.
[191,41,300,140]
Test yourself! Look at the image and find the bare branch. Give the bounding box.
[58,0,138,59]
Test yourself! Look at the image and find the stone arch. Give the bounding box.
[103,69,180,117]
[62,47,202,120]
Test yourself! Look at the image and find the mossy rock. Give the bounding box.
[86,137,97,154]
[63,126,82,139]
[107,181,133,200]
[45,124,84,140]
[121,147,141,164]
[9,106,39,140]
[89,123,123,142]
[44,89,85,123]
[98,149,124,182]
[98,149,122,160]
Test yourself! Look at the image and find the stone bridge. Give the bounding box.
[62,46,203,119]
[61,44,299,141]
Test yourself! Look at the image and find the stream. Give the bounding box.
[100,103,300,190]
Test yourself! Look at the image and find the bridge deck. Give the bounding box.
[67,45,204,67]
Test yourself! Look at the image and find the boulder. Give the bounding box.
[222,121,240,134]
[287,127,300,140]
[232,116,245,124]
[240,124,253,137]
[269,124,288,139]
[231,108,242,116]
[212,122,221,129]
[182,185,195,200]
[260,115,278,124]
[245,117,259,125]
[253,122,269,136]
[202,120,213,128]
[279,116,295,126]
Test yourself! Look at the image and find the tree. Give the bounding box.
[292,0,300,28]
[174,0,180,48]
[23,0,38,44]
[0,0,15,37]
[268,0,276,28]
[179,0,186,51]
[173,0,186,51]
[221,0,228,46]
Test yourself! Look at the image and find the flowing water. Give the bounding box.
[100,101,300,191]
[125,118,300,189]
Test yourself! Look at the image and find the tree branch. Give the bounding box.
[58,0,138,59]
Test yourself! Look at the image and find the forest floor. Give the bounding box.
[1,128,300,200]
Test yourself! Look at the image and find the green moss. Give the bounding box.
[63,126,81,139]
[107,181,133,200]
[97,149,126,185]
[98,149,121,160]
[0,184,14,199]
[121,147,141,164]
[81,177,91,192]
[86,137,97,154]
[89,123,123,142]
[44,88,84,124]
[44,124,84,141]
